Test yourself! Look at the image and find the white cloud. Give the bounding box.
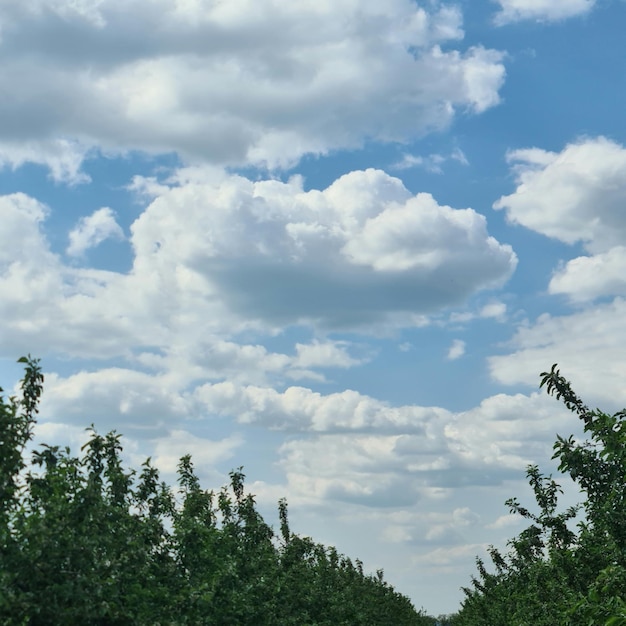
[269,391,568,507]
[392,148,469,173]
[0,139,92,184]
[293,340,366,369]
[393,153,444,173]
[195,382,451,433]
[494,137,626,303]
[493,0,596,25]
[0,0,505,171]
[549,247,626,302]
[150,429,243,475]
[128,168,516,330]
[0,193,51,265]
[0,167,515,376]
[480,301,507,321]
[67,207,125,257]
[447,300,507,325]
[447,339,466,360]
[494,137,626,254]
[491,137,626,415]
[0,167,516,375]
[41,368,196,430]
[451,147,469,166]
[489,298,626,410]
[446,392,572,471]
[486,513,523,530]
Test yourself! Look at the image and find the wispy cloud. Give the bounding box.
[447,339,466,360]
[67,207,125,257]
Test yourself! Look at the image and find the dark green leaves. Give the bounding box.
[456,364,626,625]
[0,357,432,625]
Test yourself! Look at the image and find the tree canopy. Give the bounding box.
[455,365,626,626]
[7,356,624,624]
[0,356,432,625]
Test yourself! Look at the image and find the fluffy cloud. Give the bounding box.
[37,358,572,500]
[549,247,626,302]
[489,298,626,409]
[67,207,125,257]
[491,137,626,410]
[251,389,572,512]
[445,392,573,471]
[1,167,516,365]
[195,382,450,433]
[41,368,196,431]
[494,137,626,254]
[150,429,243,475]
[0,139,91,184]
[0,0,505,170]
[131,168,517,329]
[197,379,571,487]
[493,0,596,25]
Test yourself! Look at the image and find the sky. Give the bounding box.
[1,0,625,616]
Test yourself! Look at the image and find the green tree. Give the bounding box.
[0,356,436,625]
[456,364,626,626]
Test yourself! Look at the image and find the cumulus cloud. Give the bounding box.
[67,207,125,257]
[0,167,516,366]
[549,247,626,302]
[150,430,244,475]
[293,340,367,370]
[24,350,574,516]
[493,0,596,25]
[494,137,626,254]
[494,137,626,309]
[263,390,572,509]
[489,298,626,409]
[131,168,516,329]
[480,301,507,321]
[195,382,451,433]
[0,139,92,184]
[41,368,196,431]
[0,0,505,171]
[37,359,572,499]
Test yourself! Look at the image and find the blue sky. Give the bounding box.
[1,0,625,615]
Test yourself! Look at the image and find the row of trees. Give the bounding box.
[5,356,624,623]
[0,356,435,624]
[454,365,626,625]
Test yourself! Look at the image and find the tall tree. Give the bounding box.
[456,365,626,625]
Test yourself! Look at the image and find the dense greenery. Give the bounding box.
[455,365,626,625]
[10,356,624,624]
[0,356,433,625]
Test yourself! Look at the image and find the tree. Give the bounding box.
[455,364,626,625]
[0,356,435,624]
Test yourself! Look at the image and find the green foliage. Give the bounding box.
[0,357,433,625]
[455,364,626,626]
